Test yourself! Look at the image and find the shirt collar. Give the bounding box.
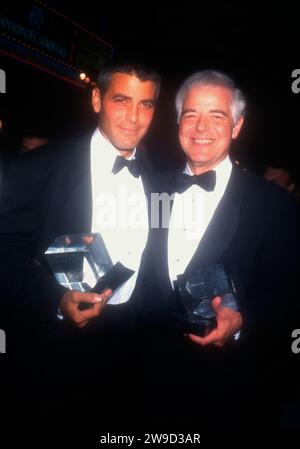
[184,155,232,193]
[91,128,137,172]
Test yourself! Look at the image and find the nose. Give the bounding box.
[126,104,138,123]
[195,114,210,131]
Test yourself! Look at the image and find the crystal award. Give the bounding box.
[44,233,134,308]
[172,263,239,336]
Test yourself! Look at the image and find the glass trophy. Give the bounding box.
[44,233,134,309]
[172,263,239,336]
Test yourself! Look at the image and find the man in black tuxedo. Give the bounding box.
[138,70,300,428]
[0,61,161,428]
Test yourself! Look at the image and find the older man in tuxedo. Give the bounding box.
[138,70,300,429]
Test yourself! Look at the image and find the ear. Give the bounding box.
[91,87,101,113]
[232,116,244,140]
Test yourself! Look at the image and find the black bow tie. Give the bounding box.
[176,170,216,193]
[112,156,140,178]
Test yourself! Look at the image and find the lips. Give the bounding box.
[192,138,214,144]
[120,127,139,135]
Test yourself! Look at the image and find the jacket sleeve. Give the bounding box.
[243,193,300,350]
[0,151,67,321]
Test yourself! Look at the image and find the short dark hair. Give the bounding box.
[97,58,161,99]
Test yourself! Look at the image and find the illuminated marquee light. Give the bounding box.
[1,30,81,73]
[0,17,67,58]
[35,0,112,48]
[0,47,85,89]
[0,1,113,84]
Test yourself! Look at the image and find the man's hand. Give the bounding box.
[186,296,243,348]
[59,289,112,328]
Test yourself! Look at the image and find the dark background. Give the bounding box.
[1,2,300,434]
[1,2,299,176]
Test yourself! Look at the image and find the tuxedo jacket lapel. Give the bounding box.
[144,166,244,308]
[136,148,153,195]
[45,135,93,243]
[154,166,244,281]
[187,166,243,270]
[149,173,176,301]
[60,175,92,233]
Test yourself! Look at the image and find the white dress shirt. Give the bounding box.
[89,128,149,304]
[168,156,232,285]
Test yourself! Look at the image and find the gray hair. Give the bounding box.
[175,70,246,124]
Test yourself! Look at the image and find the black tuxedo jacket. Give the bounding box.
[136,163,300,428]
[141,163,300,352]
[0,134,153,323]
[0,135,154,428]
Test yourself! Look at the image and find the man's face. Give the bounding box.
[179,84,243,173]
[92,73,157,151]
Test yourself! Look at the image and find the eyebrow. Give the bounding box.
[181,108,197,115]
[111,93,131,100]
[182,108,229,117]
[112,93,156,105]
[210,109,229,117]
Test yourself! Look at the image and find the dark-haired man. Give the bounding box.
[0,61,161,427]
[0,61,160,327]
